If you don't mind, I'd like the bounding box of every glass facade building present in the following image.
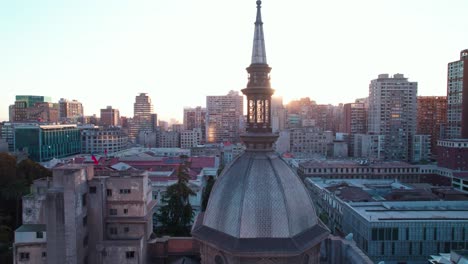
[14,125,81,162]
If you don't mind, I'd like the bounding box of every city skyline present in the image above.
[1,0,468,122]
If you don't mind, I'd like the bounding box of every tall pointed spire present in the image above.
[251,0,267,65]
[241,0,277,151]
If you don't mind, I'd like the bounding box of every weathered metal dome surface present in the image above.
[202,151,318,238]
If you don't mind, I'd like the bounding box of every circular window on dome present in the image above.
[303,254,310,264]
[214,255,224,264]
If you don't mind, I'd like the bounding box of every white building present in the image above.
[368,74,417,161]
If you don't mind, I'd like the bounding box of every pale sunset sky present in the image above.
[1,0,467,122]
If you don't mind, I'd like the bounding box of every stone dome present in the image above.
[204,151,317,238]
[192,151,329,256]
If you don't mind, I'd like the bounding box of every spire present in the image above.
[251,0,267,65]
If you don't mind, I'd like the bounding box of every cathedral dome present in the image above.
[192,151,329,256]
[203,151,318,238]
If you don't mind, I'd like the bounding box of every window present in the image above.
[110,209,117,216]
[126,251,135,259]
[83,235,88,247]
[123,209,128,215]
[89,186,97,193]
[36,231,43,239]
[82,194,87,207]
[110,227,117,235]
[42,252,46,258]
[124,227,129,233]
[106,189,112,197]
[119,189,131,194]
[83,216,88,227]
[20,252,30,261]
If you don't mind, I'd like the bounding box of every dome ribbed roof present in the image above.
[202,151,318,238]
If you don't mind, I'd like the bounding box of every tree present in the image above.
[201,176,215,212]
[156,157,195,236]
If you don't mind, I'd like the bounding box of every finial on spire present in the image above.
[251,0,267,64]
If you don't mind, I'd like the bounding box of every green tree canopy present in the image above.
[156,157,195,236]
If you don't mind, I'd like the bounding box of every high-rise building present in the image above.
[129,93,155,141]
[417,96,447,157]
[368,74,417,161]
[343,102,367,156]
[183,106,206,143]
[58,98,83,123]
[100,106,120,127]
[206,90,243,143]
[12,95,53,122]
[447,49,468,139]
[26,102,59,123]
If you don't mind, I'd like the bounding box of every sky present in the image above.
[1,0,468,123]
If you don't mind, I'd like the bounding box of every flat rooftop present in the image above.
[349,201,468,222]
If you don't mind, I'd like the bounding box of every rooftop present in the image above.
[16,224,46,233]
[350,201,468,222]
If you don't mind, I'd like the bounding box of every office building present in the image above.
[81,126,128,155]
[14,125,81,162]
[129,93,155,141]
[417,96,447,157]
[343,102,367,156]
[368,74,417,161]
[58,98,83,123]
[206,90,243,143]
[306,178,468,263]
[447,49,468,139]
[289,127,334,158]
[183,107,206,143]
[12,96,56,122]
[180,128,202,149]
[411,134,431,163]
[100,106,120,127]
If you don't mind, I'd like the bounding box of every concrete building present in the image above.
[289,127,334,158]
[129,93,155,142]
[1,122,16,151]
[159,131,180,148]
[180,128,203,149]
[206,90,243,144]
[100,106,120,127]
[14,165,156,264]
[437,139,468,171]
[14,124,81,162]
[368,74,417,161]
[353,133,385,160]
[271,96,286,133]
[183,107,206,143]
[306,178,468,263]
[58,98,83,123]
[13,96,52,122]
[81,126,129,155]
[411,134,431,163]
[298,160,423,183]
[26,102,59,123]
[446,49,468,139]
[417,96,447,157]
[343,102,367,157]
